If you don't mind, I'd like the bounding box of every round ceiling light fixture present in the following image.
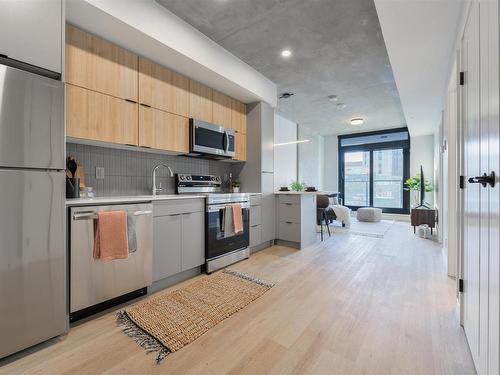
[280,49,292,58]
[350,118,364,126]
[328,94,338,101]
[337,102,346,110]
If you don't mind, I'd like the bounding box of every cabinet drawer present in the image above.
[278,203,300,223]
[250,224,262,247]
[278,222,300,243]
[278,194,300,205]
[250,205,261,226]
[154,199,204,217]
[250,194,262,206]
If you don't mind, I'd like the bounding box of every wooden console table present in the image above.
[410,208,436,234]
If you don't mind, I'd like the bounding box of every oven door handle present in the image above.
[208,203,250,212]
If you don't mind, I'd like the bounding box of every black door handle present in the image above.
[468,171,496,187]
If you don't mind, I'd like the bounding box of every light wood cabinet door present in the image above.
[138,57,189,117]
[234,132,247,161]
[65,24,138,101]
[189,80,213,123]
[66,84,138,145]
[212,90,232,128]
[139,106,189,153]
[231,99,247,134]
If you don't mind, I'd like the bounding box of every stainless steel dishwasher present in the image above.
[69,203,153,321]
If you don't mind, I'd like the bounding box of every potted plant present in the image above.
[231,180,240,193]
[290,181,306,192]
[404,173,433,207]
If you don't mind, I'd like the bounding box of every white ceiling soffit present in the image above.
[66,0,277,107]
[374,0,466,136]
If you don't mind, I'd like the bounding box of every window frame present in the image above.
[338,128,410,214]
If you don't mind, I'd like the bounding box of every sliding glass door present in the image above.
[373,148,404,209]
[339,129,410,214]
[344,151,370,206]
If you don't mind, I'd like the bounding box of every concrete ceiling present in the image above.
[375,0,466,136]
[157,0,406,136]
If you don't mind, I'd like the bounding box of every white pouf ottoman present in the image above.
[356,207,382,222]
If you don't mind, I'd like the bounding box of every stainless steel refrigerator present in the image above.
[0,64,66,358]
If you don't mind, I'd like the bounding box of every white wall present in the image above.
[298,126,324,190]
[66,0,277,106]
[322,135,339,192]
[410,134,435,206]
[274,113,297,189]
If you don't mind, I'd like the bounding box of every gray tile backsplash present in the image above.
[67,143,235,196]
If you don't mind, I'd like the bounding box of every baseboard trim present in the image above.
[148,268,201,294]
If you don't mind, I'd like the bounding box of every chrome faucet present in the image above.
[152,164,174,195]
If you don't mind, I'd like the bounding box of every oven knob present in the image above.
[179,175,185,180]
[186,175,191,180]
[211,176,216,181]
[215,176,221,182]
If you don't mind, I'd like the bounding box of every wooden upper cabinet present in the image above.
[234,132,247,161]
[231,99,247,134]
[139,57,189,117]
[66,84,138,146]
[189,80,213,123]
[65,24,138,101]
[139,106,189,153]
[212,90,232,128]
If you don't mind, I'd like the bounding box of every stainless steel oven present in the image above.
[205,194,250,273]
[175,173,250,273]
[190,118,235,158]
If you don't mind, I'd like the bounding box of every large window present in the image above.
[339,128,410,214]
[344,151,370,206]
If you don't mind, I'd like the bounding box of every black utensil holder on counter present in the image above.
[66,177,80,199]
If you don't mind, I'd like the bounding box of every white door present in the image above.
[480,1,500,374]
[461,1,500,374]
[462,3,482,370]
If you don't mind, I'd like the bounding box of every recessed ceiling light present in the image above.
[337,103,346,110]
[328,94,338,101]
[350,118,364,126]
[281,49,292,58]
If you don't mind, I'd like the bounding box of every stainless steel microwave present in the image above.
[190,118,235,158]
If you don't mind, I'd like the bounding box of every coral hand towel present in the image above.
[232,203,243,234]
[93,211,129,261]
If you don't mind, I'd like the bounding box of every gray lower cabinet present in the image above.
[153,199,205,282]
[153,214,182,282]
[181,211,204,271]
[261,173,275,243]
[276,194,317,249]
[250,224,262,247]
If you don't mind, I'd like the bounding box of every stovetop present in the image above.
[175,173,249,204]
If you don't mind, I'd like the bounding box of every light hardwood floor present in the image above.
[0,222,476,375]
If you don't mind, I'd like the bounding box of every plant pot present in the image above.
[232,187,240,193]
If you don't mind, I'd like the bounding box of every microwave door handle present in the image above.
[224,131,229,153]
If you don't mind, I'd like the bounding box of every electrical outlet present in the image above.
[95,167,105,179]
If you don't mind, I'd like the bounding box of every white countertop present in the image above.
[274,191,323,195]
[66,194,207,206]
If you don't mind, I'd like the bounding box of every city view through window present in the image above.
[344,148,404,209]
